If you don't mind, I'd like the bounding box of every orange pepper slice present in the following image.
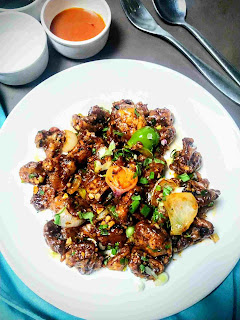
[105,165,138,196]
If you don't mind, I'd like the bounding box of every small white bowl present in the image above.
[0,0,46,21]
[41,0,111,60]
[0,12,49,86]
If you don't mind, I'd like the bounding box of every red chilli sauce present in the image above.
[50,7,105,41]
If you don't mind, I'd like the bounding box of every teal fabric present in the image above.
[0,104,6,127]
[0,110,239,320]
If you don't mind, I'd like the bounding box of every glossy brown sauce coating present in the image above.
[20,100,220,279]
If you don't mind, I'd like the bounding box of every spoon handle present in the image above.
[160,31,240,104]
[183,22,240,86]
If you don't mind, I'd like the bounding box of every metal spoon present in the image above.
[120,0,240,105]
[152,0,240,86]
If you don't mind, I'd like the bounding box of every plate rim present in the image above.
[0,59,240,319]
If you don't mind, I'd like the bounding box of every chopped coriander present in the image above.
[201,190,208,196]
[54,214,61,226]
[152,208,165,223]
[184,233,192,238]
[143,158,152,167]
[92,148,96,154]
[147,245,159,253]
[208,202,214,207]
[139,264,145,273]
[140,177,148,185]
[100,141,116,158]
[136,163,142,176]
[129,200,140,214]
[178,173,191,182]
[163,186,173,197]
[28,173,36,179]
[126,226,135,238]
[111,248,117,255]
[120,258,128,265]
[39,190,45,196]
[102,127,108,132]
[133,172,137,178]
[78,211,94,224]
[100,229,109,236]
[132,195,141,201]
[71,251,76,256]
[134,108,140,117]
[150,118,156,126]
[155,185,161,191]
[113,131,124,137]
[154,158,165,165]
[147,133,153,140]
[141,256,148,262]
[149,172,155,180]
[109,206,118,219]
[165,244,171,249]
[140,205,151,217]
[99,224,108,229]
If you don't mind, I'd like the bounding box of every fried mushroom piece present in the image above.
[96,224,127,248]
[110,99,147,141]
[133,221,172,257]
[35,127,65,158]
[67,139,92,164]
[147,108,174,127]
[43,155,77,191]
[129,247,165,280]
[115,186,142,225]
[184,178,220,208]
[65,241,103,274]
[106,245,131,271]
[72,106,110,133]
[31,184,55,211]
[19,161,46,185]
[83,171,110,203]
[171,217,214,253]
[43,220,66,255]
[158,126,176,152]
[170,138,202,174]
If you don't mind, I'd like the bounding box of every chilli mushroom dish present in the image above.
[19,99,220,282]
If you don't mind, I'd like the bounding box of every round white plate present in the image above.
[0,59,239,320]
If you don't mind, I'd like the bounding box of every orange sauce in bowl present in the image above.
[50,8,106,41]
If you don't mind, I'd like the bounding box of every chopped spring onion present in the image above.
[140,177,148,185]
[155,185,161,191]
[155,272,169,286]
[140,205,151,218]
[134,108,140,117]
[28,173,36,179]
[39,190,45,196]
[54,214,61,226]
[129,200,140,214]
[114,131,124,137]
[141,256,148,262]
[143,158,152,167]
[149,172,155,180]
[126,226,135,238]
[178,173,191,182]
[145,266,157,279]
[99,141,116,159]
[132,195,141,201]
[139,264,145,273]
[154,158,165,165]
[120,258,128,265]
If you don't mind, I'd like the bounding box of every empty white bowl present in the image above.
[41,0,111,59]
[0,0,46,21]
[0,12,49,86]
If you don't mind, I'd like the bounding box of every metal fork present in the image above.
[120,0,240,105]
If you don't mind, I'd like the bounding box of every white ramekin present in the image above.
[41,0,111,60]
[0,12,49,86]
[0,0,46,20]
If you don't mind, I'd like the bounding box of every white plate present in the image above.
[0,59,239,320]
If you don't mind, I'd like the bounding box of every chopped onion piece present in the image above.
[145,266,158,279]
[62,130,78,152]
[56,208,84,228]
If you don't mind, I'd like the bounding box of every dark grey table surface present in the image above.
[0,0,240,127]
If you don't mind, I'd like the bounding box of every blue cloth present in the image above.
[0,110,239,320]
